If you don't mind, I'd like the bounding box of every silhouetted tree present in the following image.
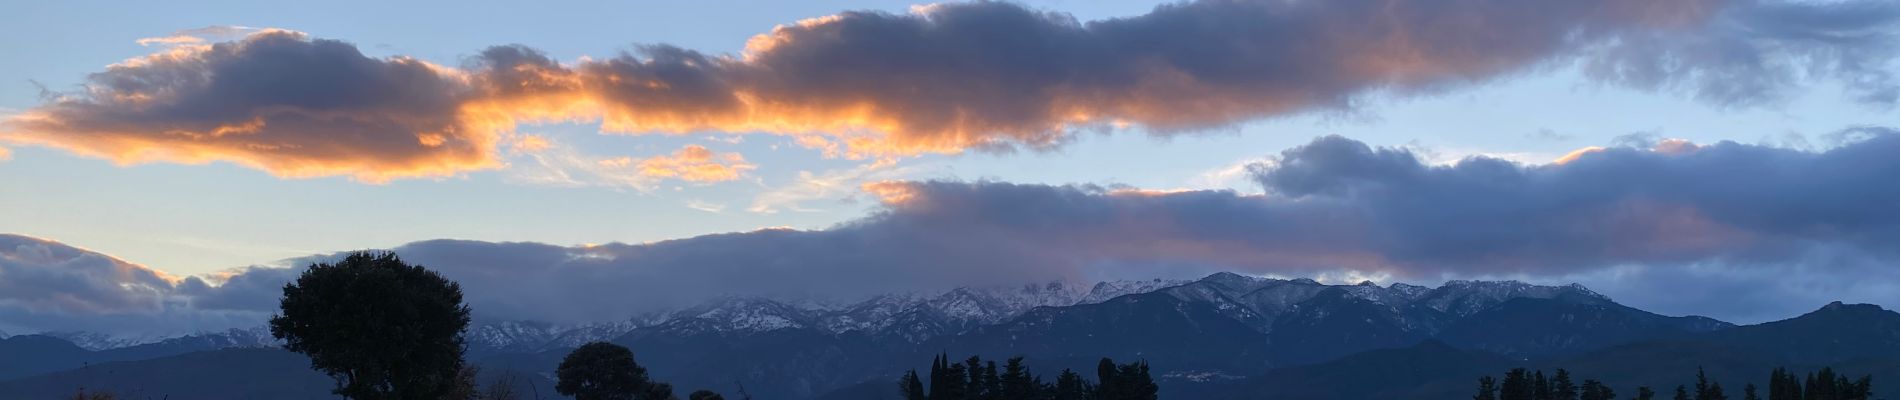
[68,389,116,400]
[1503,368,1534,400]
[1743,384,1758,400]
[1676,385,1691,400]
[1095,358,1157,400]
[1554,369,1578,400]
[1579,379,1614,400]
[270,251,472,400]
[688,390,726,400]
[556,342,669,400]
[1052,369,1092,400]
[1635,386,1655,400]
[899,369,926,400]
[1536,370,1554,400]
[1475,376,1498,400]
[1000,357,1042,400]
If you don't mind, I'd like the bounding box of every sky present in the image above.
[1,0,1898,334]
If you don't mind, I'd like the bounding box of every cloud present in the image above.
[748,158,911,214]
[11,128,1900,330]
[0,234,264,334]
[136,25,265,47]
[8,0,1897,179]
[630,144,754,183]
[3,31,498,183]
[0,145,10,161]
[508,141,752,190]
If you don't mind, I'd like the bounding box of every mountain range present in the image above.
[1,272,1892,399]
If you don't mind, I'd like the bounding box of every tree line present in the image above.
[897,354,1158,400]
[267,251,737,400]
[1473,366,1874,400]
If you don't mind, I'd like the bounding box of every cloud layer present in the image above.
[10,129,1900,331]
[5,0,1895,180]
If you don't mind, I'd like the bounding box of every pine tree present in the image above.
[1767,368,1798,400]
[1676,385,1691,400]
[981,360,1001,400]
[1580,379,1604,400]
[899,370,926,400]
[1803,372,1820,400]
[1052,369,1091,400]
[1635,386,1655,400]
[1502,368,1533,400]
[1475,376,1498,400]
[1708,382,1728,400]
[999,357,1039,400]
[1742,384,1758,400]
[1697,368,1712,400]
[1536,370,1554,400]
[1575,379,1616,400]
[1554,369,1578,400]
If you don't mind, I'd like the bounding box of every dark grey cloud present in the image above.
[9,129,1900,330]
[0,234,265,334]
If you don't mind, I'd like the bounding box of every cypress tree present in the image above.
[1803,372,1819,400]
[900,370,926,400]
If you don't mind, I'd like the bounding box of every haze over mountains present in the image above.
[3,270,1891,399]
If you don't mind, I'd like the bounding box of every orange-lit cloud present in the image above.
[633,144,755,183]
[8,0,1892,181]
[2,31,497,183]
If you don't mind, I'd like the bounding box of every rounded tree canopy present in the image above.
[558,341,668,400]
[269,251,472,399]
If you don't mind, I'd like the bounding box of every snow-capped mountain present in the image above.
[20,274,1651,356]
[43,331,175,351]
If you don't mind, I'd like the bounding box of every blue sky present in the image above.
[4,0,1885,276]
[2,0,1898,331]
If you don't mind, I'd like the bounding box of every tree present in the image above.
[556,342,670,400]
[1580,379,1614,400]
[1696,368,1728,400]
[1554,369,1578,400]
[1000,357,1042,400]
[1536,370,1553,400]
[1475,376,1498,400]
[1503,368,1534,400]
[1635,386,1655,400]
[1052,369,1092,400]
[481,370,527,400]
[1742,384,1758,400]
[688,390,726,400]
[1676,385,1691,400]
[1095,358,1157,400]
[270,251,472,400]
[899,369,926,400]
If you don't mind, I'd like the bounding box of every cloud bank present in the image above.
[5,0,1896,180]
[10,129,1900,332]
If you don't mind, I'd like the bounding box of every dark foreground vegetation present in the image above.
[31,252,1891,399]
[896,354,1158,400]
[1471,367,1874,400]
